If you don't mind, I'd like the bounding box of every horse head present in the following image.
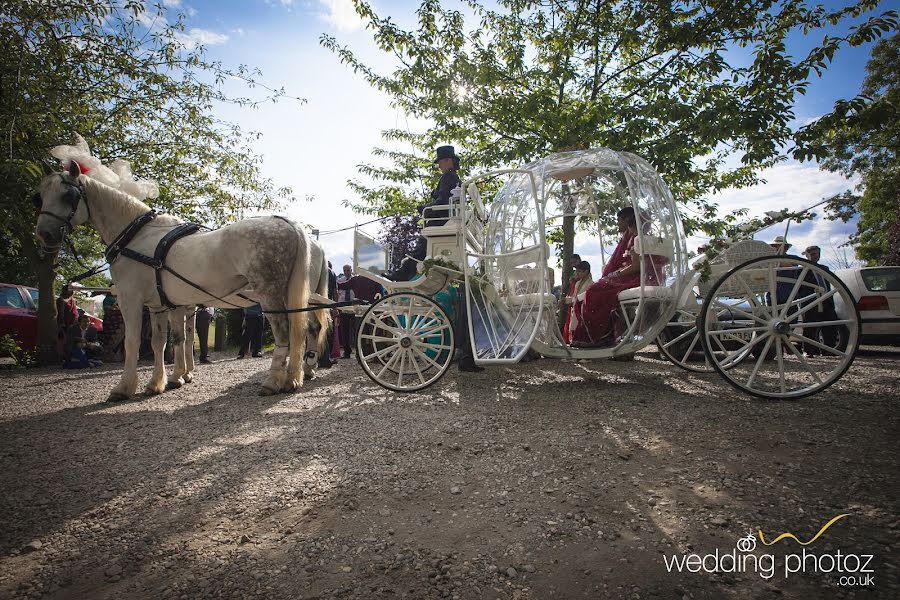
[34,160,91,250]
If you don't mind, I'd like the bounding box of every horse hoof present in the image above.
[106,393,129,403]
[183,373,194,384]
[145,386,164,396]
[281,379,301,392]
[166,379,184,390]
[258,384,279,397]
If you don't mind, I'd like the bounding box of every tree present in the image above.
[0,0,300,364]
[323,0,896,243]
[794,33,900,265]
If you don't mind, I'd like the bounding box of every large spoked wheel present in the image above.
[356,292,456,392]
[657,305,713,372]
[699,256,861,399]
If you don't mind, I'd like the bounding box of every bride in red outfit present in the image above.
[571,207,662,346]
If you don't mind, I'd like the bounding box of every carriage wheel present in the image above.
[356,292,455,392]
[656,306,714,372]
[699,256,860,399]
[657,299,756,373]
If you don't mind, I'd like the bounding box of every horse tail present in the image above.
[287,225,312,383]
[311,248,331,356]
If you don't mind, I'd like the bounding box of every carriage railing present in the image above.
[696,240,776,297]
[419,182,488,252]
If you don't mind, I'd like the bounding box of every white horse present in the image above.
[35,161,330,401]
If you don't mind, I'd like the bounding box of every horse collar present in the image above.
[105,210,158,263]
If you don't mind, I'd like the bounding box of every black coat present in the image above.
[801,263,836,315]
[419,168,460,228]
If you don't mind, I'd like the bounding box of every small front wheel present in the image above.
[356,292,455,392]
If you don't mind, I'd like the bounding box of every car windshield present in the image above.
[0,287,27,309]
[862,268,900,292]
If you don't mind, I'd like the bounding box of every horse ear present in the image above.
[68,160,82,178]
[41,161,54,176]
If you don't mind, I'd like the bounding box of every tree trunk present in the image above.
[22,233,60,366]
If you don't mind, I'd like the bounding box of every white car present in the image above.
[833,266,900,346]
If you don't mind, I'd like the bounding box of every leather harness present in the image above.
[116,222,202,309]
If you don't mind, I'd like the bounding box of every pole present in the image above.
[557,184,575,330]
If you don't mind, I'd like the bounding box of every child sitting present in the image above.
[63,339,103,369]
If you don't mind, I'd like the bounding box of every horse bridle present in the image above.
[33,174,90,245]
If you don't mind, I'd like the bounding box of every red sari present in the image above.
[571,232,640,345]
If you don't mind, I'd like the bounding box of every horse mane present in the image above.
[80,175,181,227]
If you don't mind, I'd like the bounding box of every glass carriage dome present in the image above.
[463,148,690,362]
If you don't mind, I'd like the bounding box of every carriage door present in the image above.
[461,169,549,364]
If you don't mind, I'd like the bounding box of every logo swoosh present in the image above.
[758,513,849,546]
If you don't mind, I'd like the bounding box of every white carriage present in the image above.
[353,149,861,399]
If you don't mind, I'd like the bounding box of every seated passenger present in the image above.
[561,260,593,344]
[570,207,663,347]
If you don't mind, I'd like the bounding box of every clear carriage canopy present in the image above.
[464,148,691,362]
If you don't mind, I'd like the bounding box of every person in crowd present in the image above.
[769,235,793,255]
[562,261,594,344]
[337,264,356,359]
[66,313,102,361]
[337,271,385,304]
[195,305,214,364]
[571,207,662,347]
[800,245,838,355]
[238,304,264,359]
[63,338,103,369]
[318,262,338,368]
[56,284,78,358]
[769,235,801,317]
[100,291,125,362]
[384,145,461,281]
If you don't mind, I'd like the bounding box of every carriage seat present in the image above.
[506,292,558,308]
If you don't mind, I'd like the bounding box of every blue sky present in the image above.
[155,0,885,270]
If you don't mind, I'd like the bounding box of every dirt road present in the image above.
[1,347,897,599]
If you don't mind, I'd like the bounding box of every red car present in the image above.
[0,283,103,351]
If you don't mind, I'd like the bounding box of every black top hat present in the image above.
[434,145,458,163]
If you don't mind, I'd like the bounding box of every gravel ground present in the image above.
[0,346,897,600]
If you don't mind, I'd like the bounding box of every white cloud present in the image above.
[318,0,367,32]
[162,0,181,7]
[176,28,229,49]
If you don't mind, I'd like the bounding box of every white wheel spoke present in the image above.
[775,337,785,394]
[360,334,400,344]
[785,288,840,322]
[664,326,698,349]
[784,339,823,385]
[364,342,399,362]
[711,298,769,326]
[415,323,451,338]
[377,347,403,378]
[408,349,427,385]
[746,335,774,389]
[370,312,401,335]
[779,266,809,319]
[411,346,444,371]
[396,350,407,387]
[789,330,848,357]
[417,341,454,352]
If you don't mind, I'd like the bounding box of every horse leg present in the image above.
[166,308,189,389]
[145,311,170,395]
[107,298,143,402]
[182,308,195,383]
[261,312,290,395]
[302,318,322,381]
